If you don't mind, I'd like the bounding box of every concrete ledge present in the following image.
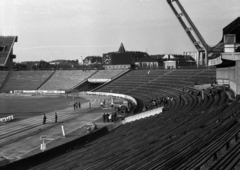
[122,107,163,124]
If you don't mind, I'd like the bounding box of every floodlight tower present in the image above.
[166,0,222,66]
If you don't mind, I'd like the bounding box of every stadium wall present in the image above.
[217,66,236,95]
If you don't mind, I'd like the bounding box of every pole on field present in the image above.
[41,140,46,152]
[61,125,65,137]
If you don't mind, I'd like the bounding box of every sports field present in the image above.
[0,95,88,120]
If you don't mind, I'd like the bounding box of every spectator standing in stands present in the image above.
[43,114,47,124]
[55,112,58,123]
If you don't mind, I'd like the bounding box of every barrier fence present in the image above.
[12,90,65,94]
[0,115,14,123]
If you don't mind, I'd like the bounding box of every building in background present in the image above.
[103,43,156,70]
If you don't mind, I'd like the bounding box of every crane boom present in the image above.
[174,0,210,50]
[166,0,211,65]
[167,1,204,52]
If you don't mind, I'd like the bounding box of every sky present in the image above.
[0,0,239,62]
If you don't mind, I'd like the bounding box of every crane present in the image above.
[166,0,223,66]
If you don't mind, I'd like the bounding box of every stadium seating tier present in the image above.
[1,71,54,92]
[39,70,96,90]
[29,89,240,170]
[89,70,125,80]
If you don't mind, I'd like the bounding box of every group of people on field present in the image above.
[103,112,117,123]
[73,101,81,110]
[73,101,91,110]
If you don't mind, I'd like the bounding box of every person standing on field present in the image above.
[55,112,58,123]
[43,114,47,124]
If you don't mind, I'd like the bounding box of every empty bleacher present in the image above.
[1,71,54,92]
[39,70,96,90]
[88,70,125,80]
[97,70,171,93]
[96,68,216,106]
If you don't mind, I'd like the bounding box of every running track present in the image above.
[0,97,108,148]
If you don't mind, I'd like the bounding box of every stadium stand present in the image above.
[88,70,125,81]
[28,83,240,170]
[1,71,54,92]
[39,70,96,90]
[4,68,240,170]
[97,70,171,93]
[96,68,216,107]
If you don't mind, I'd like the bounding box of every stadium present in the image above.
[1,0,240,169]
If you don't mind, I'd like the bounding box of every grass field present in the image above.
[0,95,88,120]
